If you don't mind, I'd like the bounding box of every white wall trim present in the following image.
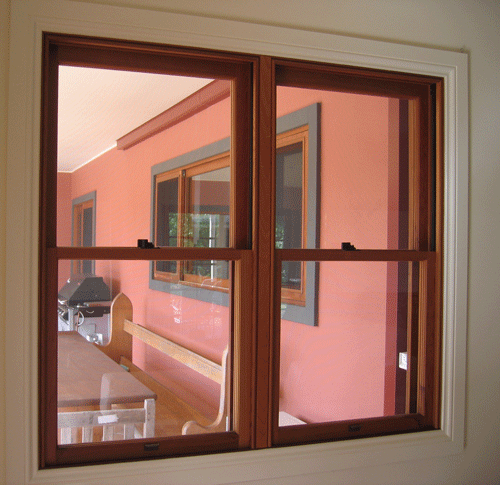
[6,0,468,483]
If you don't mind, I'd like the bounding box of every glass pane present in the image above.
[281,261,302,291]
[279,260,416,427]
[57,259,231,444]
[72,196,95,275]
[56,67,231,248]
[276,86,411,250]
[186,166,230,249]
[82,207,93,247]
[156,177,179,248]
[155,177,179,274]
[276,142,303,251]
[184,260,229,285]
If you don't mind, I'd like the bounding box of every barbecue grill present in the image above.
[58,275,111,344]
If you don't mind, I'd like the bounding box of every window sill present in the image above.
[31,429,462,484]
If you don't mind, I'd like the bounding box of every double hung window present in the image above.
[39,33,443,468]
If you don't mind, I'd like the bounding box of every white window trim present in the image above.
[5,0,468,483]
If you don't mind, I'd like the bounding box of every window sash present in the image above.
[44,246,253,466]
[272,249,439,447]
[252,58,442,449]
[40,34,255,467]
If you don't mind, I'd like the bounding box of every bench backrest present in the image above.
[99,292,229,434]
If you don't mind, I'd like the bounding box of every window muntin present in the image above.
[40,34,442,468]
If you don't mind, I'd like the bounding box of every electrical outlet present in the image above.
[399,352,408,370]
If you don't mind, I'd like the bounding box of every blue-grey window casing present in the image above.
[150,103,320,325]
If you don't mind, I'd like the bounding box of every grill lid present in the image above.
[58,275,111,305]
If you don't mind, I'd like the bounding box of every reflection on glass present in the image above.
[279,261,415,426]
[187,166,230,247]
[57,260,231,444]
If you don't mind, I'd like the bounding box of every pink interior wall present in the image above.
[57,87,399,421]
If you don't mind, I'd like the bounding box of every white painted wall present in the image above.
[1,0,499,483]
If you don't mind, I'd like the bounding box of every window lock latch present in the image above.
[341,242,357,251]
[138,239,156,249]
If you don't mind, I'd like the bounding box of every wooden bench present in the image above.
[98,292,229,435]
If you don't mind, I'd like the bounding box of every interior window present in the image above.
[153,155,231,289]
[40,33,442,468]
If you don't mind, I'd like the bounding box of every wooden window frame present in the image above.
[153,153,231,291]
[38,33,443,468]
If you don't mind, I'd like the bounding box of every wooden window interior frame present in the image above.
[153,152,231,291]
[39,33,443,468]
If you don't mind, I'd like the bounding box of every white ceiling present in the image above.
[57,66,213,172]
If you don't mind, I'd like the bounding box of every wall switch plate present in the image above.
[399,352,408,370]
